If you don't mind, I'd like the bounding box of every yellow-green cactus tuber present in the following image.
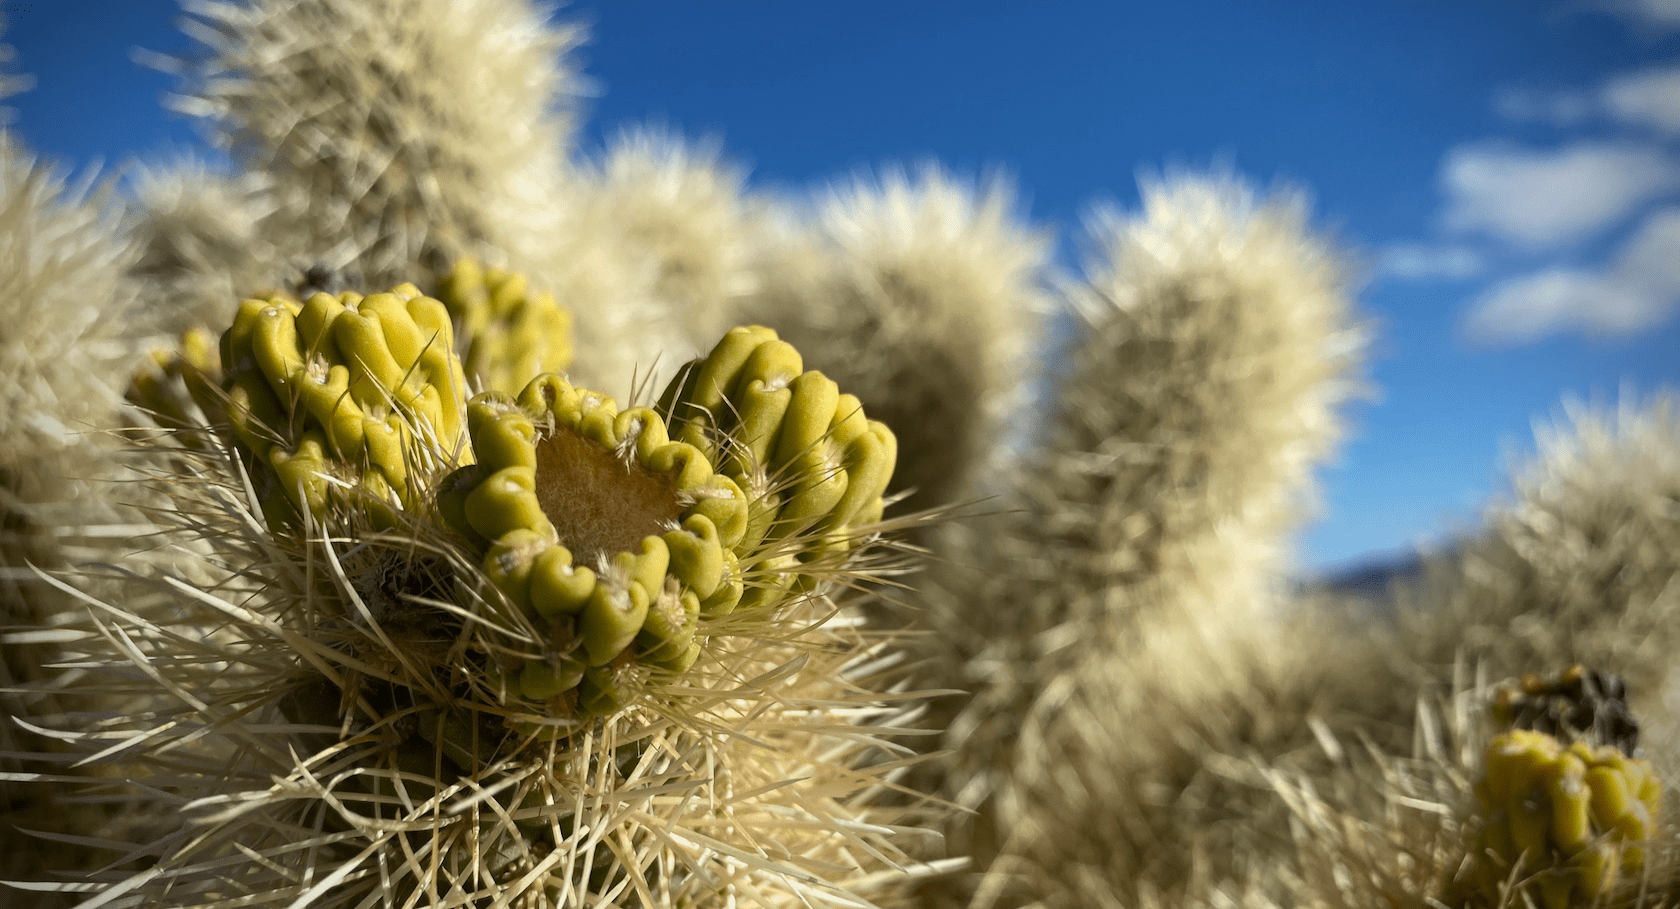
[437,324,896,717]
[1467,727,1661,909]
[657,325,898,589]
[435,257,573,395]
[220,282,469,527]
[126,324,224,444]
[439,373,747,715]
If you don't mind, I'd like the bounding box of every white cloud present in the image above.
[1375,243,1486,280]
[1441,140,1680,249]
[1492,86,1596,126]
[1613,206,1680,295]
[1493,63,1680,135]
[1602,0,1680,30]
[1462,205,1680,344]
[1603,64,1680,134]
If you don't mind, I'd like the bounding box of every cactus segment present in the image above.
[657,326,898,594]
[220,285,469,526]
[1468,727,1661,907]
[436,258,574,396]
[439,373,752,716]
[127,325,226,445]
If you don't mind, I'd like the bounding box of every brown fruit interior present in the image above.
[534,428,683,567]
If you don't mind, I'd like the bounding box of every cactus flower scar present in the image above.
[439,324,897,718]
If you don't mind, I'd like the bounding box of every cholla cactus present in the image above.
[745,167,1052,514]
[145,0,582,307]
[548,128,764,396]
[10,3,1680,908]
[0,132,153,909]
[909,172,1368,908]
[1390,393,1680,769]
[436,257,573,395]
[12,296,923,907]
[1466,727,1661,909]
[126,159,283,332]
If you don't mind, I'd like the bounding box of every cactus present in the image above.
[126,159,286,334]
[435,325,895,717]
[0,128,152,909]
[1466,728,1661,909]
[151,0,583,306]
[744,167,1051,515]
[7,255,919,907]
[219,284,470,526]
[436,257,574,395]
[907,172,1369,909]
[554,128,762,397]
[9,4,1680,909]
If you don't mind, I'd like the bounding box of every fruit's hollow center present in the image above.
[534,429,683,566]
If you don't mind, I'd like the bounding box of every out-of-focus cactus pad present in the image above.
[655,325,897,592]
[220,283,469,527]
[439,373,749,718]
[127,325,224,445]
[436,258,573,396]
[1493,664,1639,754]
[1467,728,1661,909]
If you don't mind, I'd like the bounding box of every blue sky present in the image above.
[4,0,1678,576]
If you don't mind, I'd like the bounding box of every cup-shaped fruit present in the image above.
[439,375,750,716]
[220,284,469,525]
[127,325,225,445]
[1471,728,1662,906]
[656,326,897,590]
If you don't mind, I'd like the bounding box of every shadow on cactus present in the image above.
[16,277,929,908]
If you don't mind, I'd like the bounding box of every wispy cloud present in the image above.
[1495,62,1680,135]
[1374,243,1485,280]
[1463,206,1680,345]
[1440,140,1680,249]
[1604,64,1680,134]
[1492,87,1595,127]
[1602,0,1680,31]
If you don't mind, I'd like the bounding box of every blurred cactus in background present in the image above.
[4,2,1680,909]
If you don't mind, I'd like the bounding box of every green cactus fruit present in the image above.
[126,325,225,446]
[656,325,898,589]
[219,284,469,527]
[438,374,751,717]
[436,257,574,396]
[1493,664,1640,754]
[1470,728,1661,908]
